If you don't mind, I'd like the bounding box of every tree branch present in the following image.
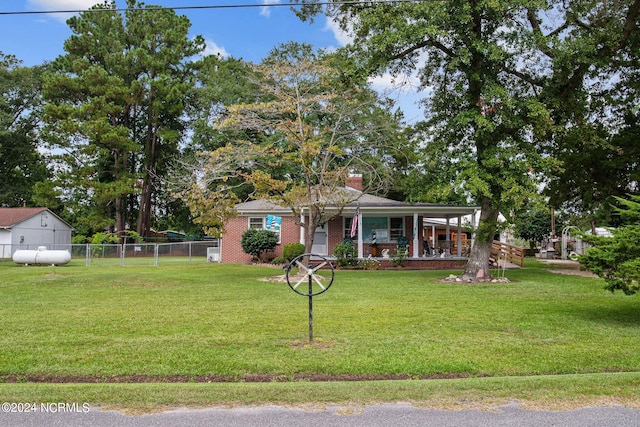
[619,0,640,50]
[390,38,458,62]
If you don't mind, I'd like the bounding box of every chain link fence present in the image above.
[1,241,220,267]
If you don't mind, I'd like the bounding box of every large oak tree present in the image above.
[297,0,640,279]
[0,54,49,208]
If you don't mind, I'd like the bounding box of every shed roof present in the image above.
[0,207,48,228]
[0,208,73,230]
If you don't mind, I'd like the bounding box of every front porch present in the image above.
[326,239,525,271]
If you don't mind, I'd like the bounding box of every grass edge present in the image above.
[1,372,639,415]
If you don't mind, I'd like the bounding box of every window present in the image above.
[363,217,387,242]
[390,217,404,241]
[248,216,281,243]
[248,217,264,229]
[352,216,405,243]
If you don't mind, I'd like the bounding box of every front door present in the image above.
[311,224,328,256]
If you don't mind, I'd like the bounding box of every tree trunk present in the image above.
[115,149,126,242]
[304,206,318,253]
[304,223,314,255]
[136,121,158,237]
[301,208,318,268]
[461,197,500,281]
[115,195,124,242]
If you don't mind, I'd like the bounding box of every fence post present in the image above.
[154,244,159,267]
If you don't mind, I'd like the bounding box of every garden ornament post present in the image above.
[285,254,335,343]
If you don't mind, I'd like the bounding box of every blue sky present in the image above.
[0,0,425,122]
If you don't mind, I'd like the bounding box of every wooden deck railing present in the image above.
[491,241,525,267]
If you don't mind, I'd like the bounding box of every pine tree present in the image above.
[579,195,640,295]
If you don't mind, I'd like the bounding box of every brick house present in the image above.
[220,176,479,266]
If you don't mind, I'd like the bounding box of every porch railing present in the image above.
[434,240,471,257]
[491,241,525,267]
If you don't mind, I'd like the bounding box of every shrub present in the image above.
[359,257,380,270]
[122,230,143,243]
[72,235,87,244]
[90,232,119,244]
[241,228,279,262]
[271,256,287,265]
[391,249,407,268]
[282,243,305,261]
[334,241,357,267]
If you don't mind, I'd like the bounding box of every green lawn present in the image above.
[1,258,639,411]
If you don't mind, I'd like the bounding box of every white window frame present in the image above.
[248,217,264,229]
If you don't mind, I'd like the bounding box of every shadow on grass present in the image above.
[565,302,640,326]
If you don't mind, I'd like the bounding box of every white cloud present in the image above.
[27,0,103,11]
[27,0,104,22]
[369,72,421,93]
[322,17,426,122]
[370,72,427,123]
[323,16,352,47]
[201,38,229,59]
[260,0,281,18]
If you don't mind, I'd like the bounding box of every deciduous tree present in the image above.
[0,54,49,207]
[296,0,640,280]
[513,209,552,250]
[180,43,403,252]
[297,1,553,279]
[542,0,640,229]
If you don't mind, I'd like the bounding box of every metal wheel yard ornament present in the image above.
[285,253,335,344]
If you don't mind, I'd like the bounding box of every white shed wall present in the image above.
[0,230,10,258]
[10,211,72,247]
[0,230,10,245]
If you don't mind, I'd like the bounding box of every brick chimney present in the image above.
[345,174,363,191]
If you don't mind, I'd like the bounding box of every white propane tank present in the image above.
[12,246,72,266]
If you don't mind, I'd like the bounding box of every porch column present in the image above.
[300,211,305,245]
[431,225,436,250]
[445,217,451,256]
[457,215,462,257]
[357,210,364,258]
[412,213,419,258]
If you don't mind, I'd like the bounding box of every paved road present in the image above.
[2,402,640,427]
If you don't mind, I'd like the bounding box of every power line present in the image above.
[0,1,429,16]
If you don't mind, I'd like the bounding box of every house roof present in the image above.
[0,207,48,228]
[0,208,73,230]
[235,187,480,218]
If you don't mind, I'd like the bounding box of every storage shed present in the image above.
[0,208,73,259]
